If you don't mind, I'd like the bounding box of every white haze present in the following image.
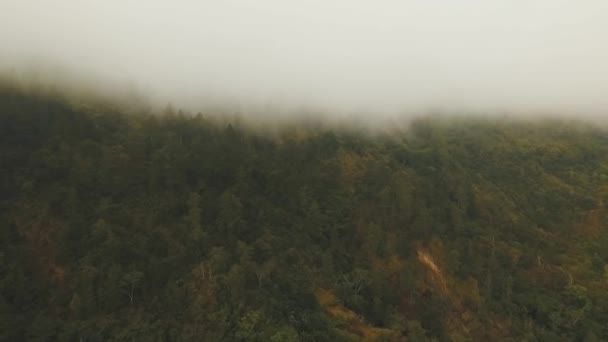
[1,0,607,118]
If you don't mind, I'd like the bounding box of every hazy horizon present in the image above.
[2,1,607,118]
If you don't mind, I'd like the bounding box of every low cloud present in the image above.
[1,1,607,118]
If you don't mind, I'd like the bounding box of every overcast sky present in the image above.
[1,0,607,116]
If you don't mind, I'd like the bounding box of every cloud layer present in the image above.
[2,1,607,116]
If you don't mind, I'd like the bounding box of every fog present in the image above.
[1,1,608,117]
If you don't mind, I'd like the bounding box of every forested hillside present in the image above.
[2,86,608,341]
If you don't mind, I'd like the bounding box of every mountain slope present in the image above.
[2,88,608,341]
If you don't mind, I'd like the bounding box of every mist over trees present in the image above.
[3,1,608,115]
[2,1,608,340]
[2,85,608,341]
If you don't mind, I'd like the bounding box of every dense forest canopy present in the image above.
[2,85,608,341]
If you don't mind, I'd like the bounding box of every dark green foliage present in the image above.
[2,87,608,341]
